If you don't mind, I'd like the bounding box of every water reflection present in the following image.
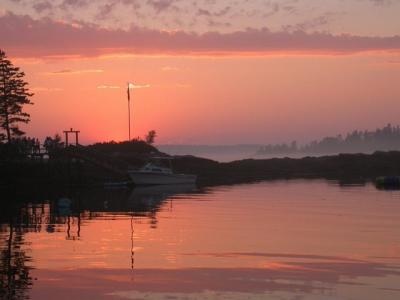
[0,184,198,299]
[1,180,400,300]
[0,220,33,300]
[1,183,198,227]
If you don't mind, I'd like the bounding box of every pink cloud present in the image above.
[1,12,400,58]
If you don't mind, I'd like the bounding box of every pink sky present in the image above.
[1,0,400,144]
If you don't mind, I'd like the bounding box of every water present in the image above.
[1,181,400,299]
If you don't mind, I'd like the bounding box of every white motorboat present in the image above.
[128,159,197,185]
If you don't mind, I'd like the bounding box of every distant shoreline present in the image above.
[172,151,400,186]
[2,151,400,188]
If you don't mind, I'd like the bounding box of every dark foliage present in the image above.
[0,221,33,300]
[0,137,40,160]
[145,130,157,144]
[0,50,33,143]
[43,134,64,158]
[172,151,400,186]
[87,140,159,155]
[3,150,400,187]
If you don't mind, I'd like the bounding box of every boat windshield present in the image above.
[141,163,172,174]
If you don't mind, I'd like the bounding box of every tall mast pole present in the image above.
[127,83,131,141]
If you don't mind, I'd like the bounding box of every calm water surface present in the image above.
[1,180,400,299]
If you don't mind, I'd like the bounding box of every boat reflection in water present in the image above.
[2,180,400,300]
[76,183,198,216]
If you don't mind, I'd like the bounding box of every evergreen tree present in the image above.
[145,130,157,144]
[0,50,33,143]
[44,134,64,158]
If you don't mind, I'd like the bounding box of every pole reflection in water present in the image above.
[1,181,400,300]
[0,183,198,299]
[130,214,134,271]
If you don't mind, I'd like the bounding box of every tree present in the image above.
[145,130,157,144]
[0,50,33,143]
[44,134,64,157]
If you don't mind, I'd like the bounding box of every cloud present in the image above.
[368,0,392,6]
[31,87,63,92]
[282,12,340,32]
[32,1,53,13]
[146,0,175,13]
[161,66,180,71]
[96,2,118,19]
[60,0,89,9]
[45,69,104,75]
[196,6,231,17]
[98,83,151,90]
[128,83,151,89]
[1,12,400,58]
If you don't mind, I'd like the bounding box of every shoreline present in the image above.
[2,151,400,188]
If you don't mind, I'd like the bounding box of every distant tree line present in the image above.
[257,124,400,156]
[88,139,158,155]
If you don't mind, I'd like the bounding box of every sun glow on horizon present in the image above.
[1,0,399,145]
[16,50,400,145]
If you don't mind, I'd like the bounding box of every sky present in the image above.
[1,0,400,145]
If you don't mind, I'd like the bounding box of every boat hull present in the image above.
[128,171,197,185]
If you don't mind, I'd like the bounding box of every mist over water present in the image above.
[158,124,400,162]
